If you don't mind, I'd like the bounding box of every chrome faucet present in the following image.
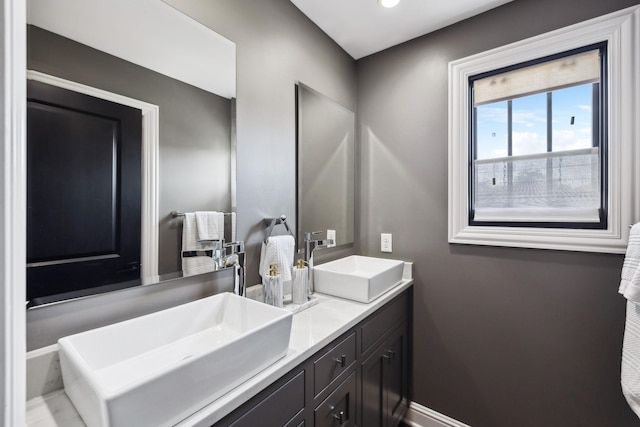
[304,231,334,295]
[223,241,246,296]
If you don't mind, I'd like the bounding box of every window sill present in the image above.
[449,224,627,254]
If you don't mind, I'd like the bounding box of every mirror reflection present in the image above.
[26,0,236,307]
[296,83,355,249]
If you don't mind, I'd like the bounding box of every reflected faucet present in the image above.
[304,231,334,295]
[223,241,246,296]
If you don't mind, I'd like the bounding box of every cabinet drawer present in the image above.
[361,292,407,354]
[314,332,356,396]
[314,371,356,427]
[229,370,305,427]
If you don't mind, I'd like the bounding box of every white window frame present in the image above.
[448,5,640,254]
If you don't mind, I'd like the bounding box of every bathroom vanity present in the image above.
[213,285,412,427]
[26,280,413,427]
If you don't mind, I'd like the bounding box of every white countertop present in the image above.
[26,280,413,427]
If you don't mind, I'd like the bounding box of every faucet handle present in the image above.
[304,231,322,241]
[224,241,245,253]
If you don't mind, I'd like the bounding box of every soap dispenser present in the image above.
[291,258,308,305]
[264,264,283,308]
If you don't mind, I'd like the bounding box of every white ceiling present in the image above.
[290,0,514,59]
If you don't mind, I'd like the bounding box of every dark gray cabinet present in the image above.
[361,324,408,427]
[215,288,411,427]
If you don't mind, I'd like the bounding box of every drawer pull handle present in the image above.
[382,349,396,362]
[332,410,346,423]
[334,354,347,368]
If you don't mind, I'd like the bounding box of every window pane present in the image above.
[476,101,508,160]
[474,149,600,221]
[511,92,547,156]
[552,84,593,152]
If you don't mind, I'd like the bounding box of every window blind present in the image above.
[473,49,600,106]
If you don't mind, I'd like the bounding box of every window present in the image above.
[470,45,606,228]
[448,6,639,253]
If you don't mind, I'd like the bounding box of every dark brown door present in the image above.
[26,79,142,305]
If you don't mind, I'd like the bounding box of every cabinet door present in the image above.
[361,349,384,427]
[360,323,409,427]
[384,326,408,427]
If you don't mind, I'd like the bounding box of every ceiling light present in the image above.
[379,0,400,8]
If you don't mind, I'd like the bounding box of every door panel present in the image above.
[27,80,142,304]
[28,102,119,259]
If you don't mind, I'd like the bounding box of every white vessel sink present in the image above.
[313,255,404,303]
[58,292,293,427]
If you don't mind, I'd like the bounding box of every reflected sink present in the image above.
[313,255,404,303]
[58,293,292,427]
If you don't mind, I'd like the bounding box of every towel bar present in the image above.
[264,215,296,244]
[172,210,233,218]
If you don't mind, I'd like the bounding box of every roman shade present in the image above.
[473,49,600,106]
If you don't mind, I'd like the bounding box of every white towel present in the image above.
[622,301,640,419]
[620,223,640,419]
[182,256,216,277]
[259,235,295,282]
[620,223,640,302]
[195,211,224,242]
[181,212,216,276]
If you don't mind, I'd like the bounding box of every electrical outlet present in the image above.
[327,229,336,247]
[381,233,392,253]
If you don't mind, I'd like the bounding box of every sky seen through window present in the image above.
[475,84,593,160]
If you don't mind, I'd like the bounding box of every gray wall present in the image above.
[27,25,232,277]
[166,0,358,286]
[357,0,640,426]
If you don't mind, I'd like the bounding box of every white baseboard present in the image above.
[404,401,471,427]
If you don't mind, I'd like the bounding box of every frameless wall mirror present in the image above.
[26,0,236,307]
[296,83,355,249]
